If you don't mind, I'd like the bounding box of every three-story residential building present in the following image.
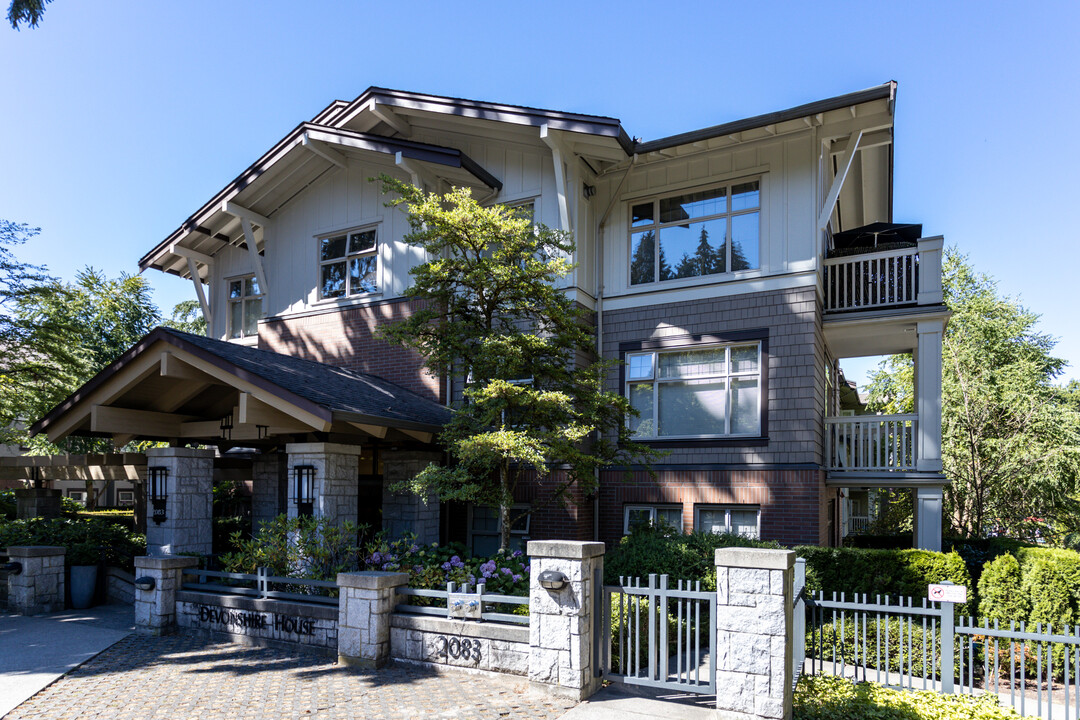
[32,81,950,554]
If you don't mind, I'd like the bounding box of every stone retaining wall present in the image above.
[177,590,339,656]
[106,567,136,605]
[390,614,529,676]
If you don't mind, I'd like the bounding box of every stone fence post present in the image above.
[527,540,604,700]
[134,555,199,635]
[7,546,65,614]
[715,547,795,720]
[337,571,410,668]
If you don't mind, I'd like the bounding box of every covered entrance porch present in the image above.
[27,327,451,556]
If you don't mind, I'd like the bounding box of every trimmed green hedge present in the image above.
[796,546,973,615]
[795,675,1020,719]
[0,516,146,570]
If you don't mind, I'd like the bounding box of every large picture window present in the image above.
[630,179,760,285]
[626,343,761,439]
[227,275,264,339]
[319,227,378,299]
[623,505,683,535]
[469,504,530,556]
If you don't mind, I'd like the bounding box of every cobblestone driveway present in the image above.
[7,634,578,720]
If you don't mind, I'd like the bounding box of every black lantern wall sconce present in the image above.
[149,466,168,525]
[293,465,315,517]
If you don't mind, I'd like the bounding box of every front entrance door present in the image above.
[356,474,383,542]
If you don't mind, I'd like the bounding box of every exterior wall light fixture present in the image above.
[294,465,315,517]
[134,576,156,591]
[538,570,568,591]
[149,467,168,525]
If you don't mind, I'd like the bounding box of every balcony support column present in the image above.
[913,486,944,552]
[915,319,945,473]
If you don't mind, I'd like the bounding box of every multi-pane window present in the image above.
[623,505,683,534]
[626,343,761,438]
[228,275,264,339]
[695,505,760,539]
[319,227,378,299]
[630,180,760,285]
[117,490,135,507]
[469,504,530,556]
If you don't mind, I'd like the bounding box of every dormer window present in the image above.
[630,179,760,285]
[319,227,378,299]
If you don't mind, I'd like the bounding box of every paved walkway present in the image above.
[0,604,134,717]
[5,631,578,720]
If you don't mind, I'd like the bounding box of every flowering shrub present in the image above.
[360,533,529,596]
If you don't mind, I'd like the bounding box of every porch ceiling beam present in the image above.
[398,428,434,443]
[367,100,412,137]
[817,129,863,232]
[239,391,321,430]
[829,129,891,155]
[301,133,348,169]
[349,422,388,438]
[178,420,310,439]
[540,124,572,232]
[90,406,197,438]
[152,381,212,415]
[112,434,135,448]
[45,351,164,443]
[160,352,218,383]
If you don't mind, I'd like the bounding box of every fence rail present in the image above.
[804,586,1080,718]
[825,414,917,471]
[395,581,529,626]
[181,567,338,606]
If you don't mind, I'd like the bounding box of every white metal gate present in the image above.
[597,573,716,694]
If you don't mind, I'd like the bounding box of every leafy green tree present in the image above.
[164,299,208,336]
[375,176,659,550]
[866,249,1080,538]
[7,0,50,29]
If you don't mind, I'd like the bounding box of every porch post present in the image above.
[284,443,362,527]
[251,451,286,532]
[144,447,214,556]
[915,319,945,473]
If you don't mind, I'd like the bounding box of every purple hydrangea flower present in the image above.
[371,552,382,564]
[512,574,522,582]
[523,565,530,573]
[511,550,523,558]
[480,560,497,574]
[501,567,512,576]
[441,562,452,571]
[410,545,419,553]
[482,570,493,579]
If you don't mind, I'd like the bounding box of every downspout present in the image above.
[592,154,638,541]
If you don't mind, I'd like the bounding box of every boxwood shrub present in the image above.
[795,674,1020,719]
[0,516,146,570]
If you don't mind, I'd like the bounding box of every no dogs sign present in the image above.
[928,584,967,603]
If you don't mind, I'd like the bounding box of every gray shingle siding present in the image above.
[602,286,824,466]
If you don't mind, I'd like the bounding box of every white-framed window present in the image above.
[67,490,87,505]
[117,490,135,507]
[626,342,762,439]
[227,275,264,339]
[695,505,761,538]
[623,505,684,534]
[319,226,378,299]
[630,179,760,286]
[469,504,531,556]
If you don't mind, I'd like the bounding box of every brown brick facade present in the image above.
[596,467,834,547]
[258,297,442,403]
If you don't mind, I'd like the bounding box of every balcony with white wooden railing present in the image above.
[823,236,943,313]
[846,515,871,535]
[825,414,917,472]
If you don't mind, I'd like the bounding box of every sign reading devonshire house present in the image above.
[176,590,337,653]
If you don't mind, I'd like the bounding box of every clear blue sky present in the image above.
[1,1,1077,384]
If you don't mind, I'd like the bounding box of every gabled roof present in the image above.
[30,327,452,444]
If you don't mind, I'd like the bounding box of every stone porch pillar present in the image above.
[134,555,200,635]
[527,540,605,700]
[251,451,286,532]
[382,450,441,544]
[337,571,410,668]
[284,443,362,526]
[144,447,214,556]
